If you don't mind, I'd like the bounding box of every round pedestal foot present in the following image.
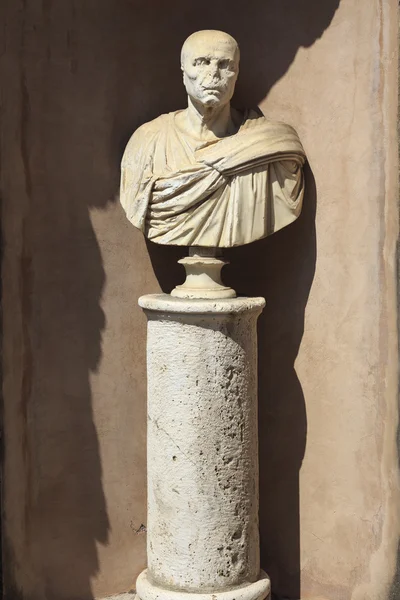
[136,570,271,600]
[171,247,236,299]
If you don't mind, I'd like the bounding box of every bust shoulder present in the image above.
[122,113,176,164]
[132,112,177,138]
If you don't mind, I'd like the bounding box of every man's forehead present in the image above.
[186,38,237,57]
[181,31,239,62]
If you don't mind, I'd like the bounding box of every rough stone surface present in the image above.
[136,569,270,600]
[139,295,265,315]
[140,295,267,594]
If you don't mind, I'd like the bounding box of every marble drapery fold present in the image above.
[120,110,306,247]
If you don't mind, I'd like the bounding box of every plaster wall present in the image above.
[0,1,398,599]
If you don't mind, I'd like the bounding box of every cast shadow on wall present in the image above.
[6,1,337,600]
[128,1,338,599]
[225,166,316,600]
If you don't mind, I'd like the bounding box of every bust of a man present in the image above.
[120,30,305,248]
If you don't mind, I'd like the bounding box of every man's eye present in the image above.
[219,59,230,69]
[193,58,210,66]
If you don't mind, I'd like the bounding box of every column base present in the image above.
[136,570,271,600]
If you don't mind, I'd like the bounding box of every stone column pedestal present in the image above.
[137,294,270,600]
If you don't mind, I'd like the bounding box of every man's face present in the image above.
[182,37,239,108]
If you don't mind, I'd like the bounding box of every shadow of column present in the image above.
[147,147,316,600]
[225,165,317,599]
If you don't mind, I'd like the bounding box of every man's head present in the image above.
[181,30,240,109]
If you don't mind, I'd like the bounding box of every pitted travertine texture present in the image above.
[139,295,265,315]
[140,295,265,593]
[136,569,270,600]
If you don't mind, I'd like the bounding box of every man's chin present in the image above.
[203,100,220,108]
[201,94,224,108]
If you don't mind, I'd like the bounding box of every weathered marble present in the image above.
[120,30,305,249]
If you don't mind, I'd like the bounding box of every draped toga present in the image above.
[120,109,306,247]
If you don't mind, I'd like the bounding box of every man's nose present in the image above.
[205,63,220,79]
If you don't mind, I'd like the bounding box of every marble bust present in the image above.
[120,30,306,248]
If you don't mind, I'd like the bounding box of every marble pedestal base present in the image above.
[137,294,269,600]
[136,570,270,600]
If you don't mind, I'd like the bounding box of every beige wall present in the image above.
[1,1,398,599]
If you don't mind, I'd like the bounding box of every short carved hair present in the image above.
[180,30,240,68]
